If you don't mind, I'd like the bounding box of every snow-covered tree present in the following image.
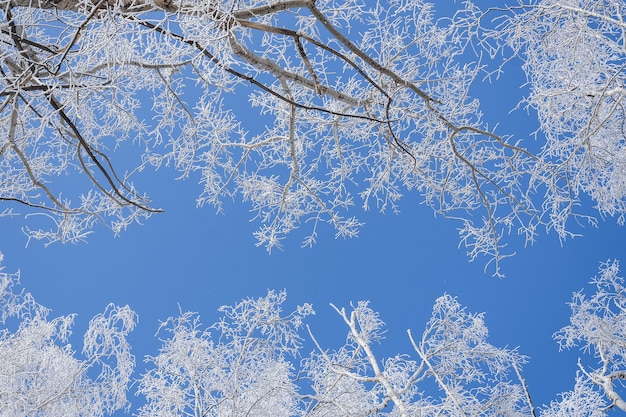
[1,0,624,274]
[0,254,533,416]
[136,291,531,416]
[4,253,626,415]
[136,290,312,416]
[0,253,137,416]
[1,0,511,266]
[499,0,626,238]
[549,260,626,413]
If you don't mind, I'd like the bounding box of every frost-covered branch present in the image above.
[0,256,137,416]
[5,253,626,415]
[0,0,589,275]
[553,260,626,412]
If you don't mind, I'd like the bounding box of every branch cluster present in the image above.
[1,1,626,275]
[1,254,626,415]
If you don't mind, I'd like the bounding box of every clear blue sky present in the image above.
[2,2,626,413]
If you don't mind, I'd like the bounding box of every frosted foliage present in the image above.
[552,260,626,412]
[409,294,531,416]
[136,290,534,416]
[505,1,626,232]
[539,375,608,417]
[4,0,626,274]
[7,252,626,414]
[0,263,137,416]
[0,0,590,276]
[136,290,312,417]
[299,297,532,416]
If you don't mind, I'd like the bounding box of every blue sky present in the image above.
[2,1,626,413]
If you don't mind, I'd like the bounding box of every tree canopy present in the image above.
[1,255,626,415]
[1,0,624,275]
[2,0,626,413]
